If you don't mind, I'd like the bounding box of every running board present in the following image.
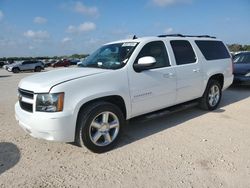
[133,100,199,122]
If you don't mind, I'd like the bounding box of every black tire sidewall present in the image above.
[35,66,41,72]
[13,68,19,73]
[78,102,124,153]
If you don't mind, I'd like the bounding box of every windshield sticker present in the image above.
[122,42,137,47]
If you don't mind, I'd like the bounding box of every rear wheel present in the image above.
[12,68,20,73]
[199,80,222,110]
[34,66,41,72]
[75,102,125,153]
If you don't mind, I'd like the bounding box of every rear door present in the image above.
[169,40,203,104]
[128,40,176,117]
[20,61,30,70]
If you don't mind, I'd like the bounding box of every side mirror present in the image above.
[133,56,156,72]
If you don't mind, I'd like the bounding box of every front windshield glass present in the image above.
[233,53,250,64]
[79,42,138,70]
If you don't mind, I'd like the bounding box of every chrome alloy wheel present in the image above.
[89,111,120,146]
[208,85,220,107]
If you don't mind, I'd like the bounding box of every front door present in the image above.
[128,40,176,117]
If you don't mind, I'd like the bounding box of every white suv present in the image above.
[15,34,233,153]
[6,60,44,73]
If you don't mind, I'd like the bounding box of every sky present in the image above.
[0,0,250,57]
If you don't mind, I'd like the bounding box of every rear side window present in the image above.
[22,61,28,65]
[195,40,230,60]
[170,40,196,65]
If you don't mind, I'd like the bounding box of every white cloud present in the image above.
[33,16,47,24]
[0,10,4,21]
[24,30,50,40]
[152,0,191,7]
[62,37,72,43]
[74,2,98,17]
[29,46,35,50]
[164,27,174,34]
[66,22,96,33]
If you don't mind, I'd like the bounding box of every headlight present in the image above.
[36,93,64,112]
[245,72,250,77]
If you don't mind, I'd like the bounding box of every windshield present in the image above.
[79,42,138,70]
[233,53,250,64]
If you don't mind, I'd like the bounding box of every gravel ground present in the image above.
[0,68,250,188]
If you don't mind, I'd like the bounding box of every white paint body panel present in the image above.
[15,36,234,142]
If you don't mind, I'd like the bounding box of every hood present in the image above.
[19,67,110,93]
[233,63,250,75]
[8,62,21,67]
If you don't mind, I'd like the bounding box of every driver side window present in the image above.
[22,61,28,65]
[135,41,170,69]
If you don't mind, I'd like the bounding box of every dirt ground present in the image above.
[0,68,250,188]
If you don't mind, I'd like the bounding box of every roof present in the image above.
[105,34,219,45]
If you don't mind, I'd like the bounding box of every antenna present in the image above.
[133,35,137,40]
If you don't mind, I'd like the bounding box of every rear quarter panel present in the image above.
[193,39,233,91]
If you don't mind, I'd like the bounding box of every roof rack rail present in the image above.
[158,34,184,37]
[185,35,216,39]
[158,34,216,39]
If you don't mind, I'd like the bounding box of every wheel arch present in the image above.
[208,73,224,88]
[74,95,127,142]
[201,73,224,97]
[76,95,127,120]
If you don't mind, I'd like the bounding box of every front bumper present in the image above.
[15,102,75,142]
[233,75,250,85]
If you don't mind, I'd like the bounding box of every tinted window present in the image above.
[135,41,170,68]
[170,40,196,65]
[195,40,230,60]
[24,61,34,65]
[22,61,29,65]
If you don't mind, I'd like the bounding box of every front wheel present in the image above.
[12,68,20,73]
[199,80,222,111]
[75,102,125,153]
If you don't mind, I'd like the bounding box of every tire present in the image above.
[12,68,20,73]
[75,102,125,153]
[199,79,222,111]
[34,66,41,72]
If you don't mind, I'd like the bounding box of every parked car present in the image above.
[52,59,70,67]
[15,34,233,153]
[7,60,44,73]
[3,59,15,70]
[69,59,80,65]
[233,51,250,85]
[0,61,5,68]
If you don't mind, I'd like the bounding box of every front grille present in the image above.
[19,101,33,112]
[18,88,34,99]
[18,88,34,112]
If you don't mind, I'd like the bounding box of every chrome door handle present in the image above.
[163,73,174,78]
[193,69,200,73]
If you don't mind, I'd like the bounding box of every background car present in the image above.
[6,60,44,73]
[0,61,5,68]
[3,59,15,70]
[52,59,70,68]
[69,58,80,65]
[233,51,250,85]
